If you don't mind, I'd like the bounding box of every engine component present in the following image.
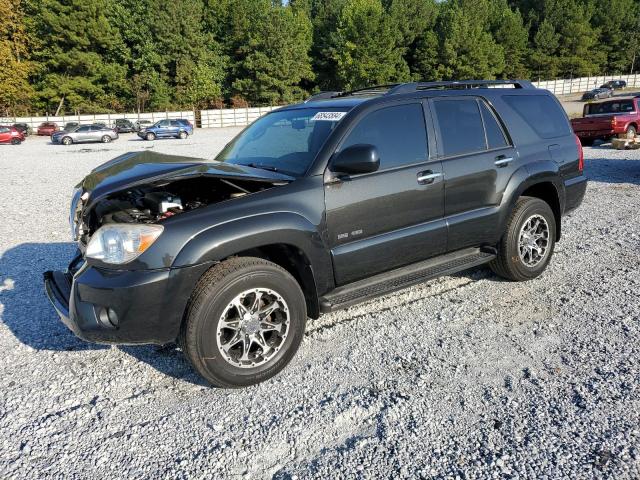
[142,192,183,214]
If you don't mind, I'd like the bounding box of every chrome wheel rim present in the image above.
[216,288,290,369]
[518,214,550,268]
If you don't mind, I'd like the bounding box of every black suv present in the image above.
[45,80,587,388]
[113,119,136,133]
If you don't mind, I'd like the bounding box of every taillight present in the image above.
[574,134,584,172]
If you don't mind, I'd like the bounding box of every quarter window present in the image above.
[340,103,428,170]
[479,101,508,149]
[433,99,486,157]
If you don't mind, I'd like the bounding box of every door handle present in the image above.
[417,171,442,185]
[494,156,513,168]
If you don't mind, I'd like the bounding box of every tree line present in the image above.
[1,0,639,116]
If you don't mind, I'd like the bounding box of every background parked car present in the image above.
[51,124,119,145]
[37,122,59,136]
[601,80,627,90]
[12,123,32,136]
[64,122,80,131]
[135,120,154,131]
[113,119,136,133]
[582,88,613,101]
[0,126,26,145]
[137,119,193,140]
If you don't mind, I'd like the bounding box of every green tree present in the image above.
[529,18,560,79]
[436,0,505,80]
[32,0,128,114]
[0,0,33,116]
[592,0,640,73]
[329,0,409,91]
[488,0,529,78]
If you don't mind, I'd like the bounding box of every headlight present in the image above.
[85,224,163,264]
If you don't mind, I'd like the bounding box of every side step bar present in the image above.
[319,248,495,313]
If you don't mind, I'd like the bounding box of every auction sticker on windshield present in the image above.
[312,111,347,122]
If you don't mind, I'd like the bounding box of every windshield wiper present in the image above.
[246,163,279,172]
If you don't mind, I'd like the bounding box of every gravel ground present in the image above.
[0,131,639,479]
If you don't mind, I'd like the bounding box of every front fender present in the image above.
[172,212,334,292]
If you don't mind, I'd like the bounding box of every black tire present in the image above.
[178,130,188,139]
[10,138,21,145]
[179,257,307,388]
[490,196,556,282]
[101,135,112,143]
[62,136,72,145]
[145,132,156,141]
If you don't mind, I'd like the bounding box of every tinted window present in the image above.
[340,103,428,169]
[503,95,571,139]
[158,120,170,127]
[585,100,635,115]
[433,99,485,157]
[170,121,180,127]
[479,101,508,149]
[77,126,90,132]
[0,127,9,133]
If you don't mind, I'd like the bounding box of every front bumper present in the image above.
[44,253,211,345]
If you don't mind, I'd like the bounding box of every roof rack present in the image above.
[304,91,343,103]
[304,80,536,103]
[387,80,535,95]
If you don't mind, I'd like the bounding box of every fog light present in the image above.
[97,307,119,328]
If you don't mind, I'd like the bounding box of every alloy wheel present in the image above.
[518,214,550,268]
[216,288,290,369]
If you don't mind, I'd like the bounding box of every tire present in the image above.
[145,132,156,141]
[620,125,637,140]
[490,196,556,282]
[178,130,188,140]
[62,136,73,145]
[179,257,307,388]
[10,138,21,145]
[101,135,112,143]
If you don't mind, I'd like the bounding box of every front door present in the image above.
[430,97,518,251]
[325,101,446,286]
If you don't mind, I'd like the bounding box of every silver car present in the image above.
[51,124,119,145]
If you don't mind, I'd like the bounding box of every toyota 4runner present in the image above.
[45,80,587,388]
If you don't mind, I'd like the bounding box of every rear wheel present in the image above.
[178,130,188,139]
[620,125,637,140]
[101,135,112,143]
[490,197,556,281]
[10,138,21,145]
[62,136,72,145]
[145,132,156,141]
[179,257,307,388]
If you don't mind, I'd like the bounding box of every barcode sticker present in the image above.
[311,111,347,122]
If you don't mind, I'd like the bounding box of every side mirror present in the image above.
[331,144,380,175]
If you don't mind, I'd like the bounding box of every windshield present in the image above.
[586,100,635,115]
[216,108,349,176]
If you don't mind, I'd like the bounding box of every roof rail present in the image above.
[304,91,343,103]
[340,84,402,97]
[387,80,536,95]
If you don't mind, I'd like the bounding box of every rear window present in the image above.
[585,100,635,115]
[503,95,571,139]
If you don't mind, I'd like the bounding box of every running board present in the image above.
[319,248,495,313]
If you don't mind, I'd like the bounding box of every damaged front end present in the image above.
[70,152,293,249]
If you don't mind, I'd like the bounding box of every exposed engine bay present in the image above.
[75,176,285,244]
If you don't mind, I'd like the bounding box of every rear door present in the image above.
[325,100,446,285]
[430,97,517,251]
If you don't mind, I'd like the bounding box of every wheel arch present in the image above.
[520,182,562,241]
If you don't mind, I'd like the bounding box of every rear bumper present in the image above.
[564,175,587,214]
[574,129,616,139]
[44,255,212,345]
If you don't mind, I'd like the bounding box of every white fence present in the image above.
[533,73,640,95]
[200,106,278,128]
[0,111,196,131]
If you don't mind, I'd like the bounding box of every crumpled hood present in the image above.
[79,151,294,206]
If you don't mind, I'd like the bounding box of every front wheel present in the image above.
[145,132,156,141]
[62,136,73,145]
[490,197,556,281]
[179,257,307,388]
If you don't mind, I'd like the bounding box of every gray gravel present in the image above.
[1,132,639,479]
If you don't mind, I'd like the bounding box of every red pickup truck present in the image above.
[571,97,639,145]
